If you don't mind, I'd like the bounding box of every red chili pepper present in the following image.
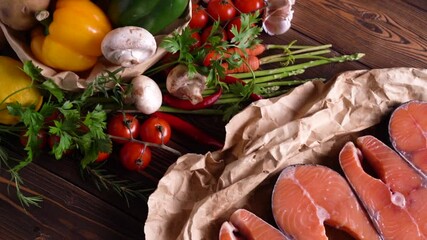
[152,112,224,149]
[222,76,263,101]
[163,88,223,110]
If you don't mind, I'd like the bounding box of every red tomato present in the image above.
[140,116,172,145]
[201,25,227,44]
[48,134,73,156]
[191,31,202,49]
[95,152,110,163]
[234,0,265,13]
[203,50,221,66]
[189,4,209,29]
[20,129,47,149]
[119,142,152,171]
[107,113,140,144]
[44,109,62,127]
[207,0,236,22]
[226,17,242,40]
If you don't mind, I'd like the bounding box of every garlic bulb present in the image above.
[263,0,296,36]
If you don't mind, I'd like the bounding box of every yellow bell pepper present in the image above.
[30,0,112,72]
[0,56,43,125]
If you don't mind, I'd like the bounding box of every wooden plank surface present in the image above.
[1,0,426,239]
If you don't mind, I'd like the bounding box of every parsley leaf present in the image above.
[6,102,44,171]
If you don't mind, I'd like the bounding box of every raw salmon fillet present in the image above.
[339,136,427,239]
[271,164,380,240]
[219,221,244,240]
[226,208,289,240]
[389,100,427,174]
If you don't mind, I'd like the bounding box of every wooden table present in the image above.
[1,0,426,239]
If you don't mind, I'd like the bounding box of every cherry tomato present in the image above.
[234,0,265,13]
[44,109,62,127]
[189,4,209,29]
[226,17,242,40]
[201,25,227,44]
[140,116,172,145]
[48,134,73,156]
[191,31,202,49]
[19,129,47,149]
[203,50,221,67]
[107,113,140,144]
[119,142,152,171]
[207,0,236,22]
[95,152,110,163]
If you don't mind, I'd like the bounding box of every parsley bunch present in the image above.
[0,63,125,206]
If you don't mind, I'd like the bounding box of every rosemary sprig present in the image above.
[83,166,155,206]
[0,139,42,207]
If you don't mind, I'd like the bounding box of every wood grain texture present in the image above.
[0,0,426,239]
[292,0,427,68]
[1,164,145,240]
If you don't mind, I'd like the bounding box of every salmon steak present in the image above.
[219,221,244,240]
[339,136,427,239]
[389,100,427,175]
[219,208,289,240]
[271,164,380,240]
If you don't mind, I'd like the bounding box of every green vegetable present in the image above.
[108,0,160,27]
[112,0,189,35]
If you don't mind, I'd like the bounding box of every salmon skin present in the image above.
[388,100,427,176]
[271,164,380,240]
[339,136,427,240]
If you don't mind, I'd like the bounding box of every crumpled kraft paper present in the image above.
[144,67,427,240]
[0,4,191,91]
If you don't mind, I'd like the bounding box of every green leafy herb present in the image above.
[0,61,118,207]
[160,12,262,85]
[84,167,155,206]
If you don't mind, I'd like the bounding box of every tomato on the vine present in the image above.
[189,4,209,29]
[119,142,152,171]
[234,0,265,13]
[191,31,202,49]
[95,152,110,163]
[226,17,242,40]
[140,116,172,145]
[201,25,227,44]
[48,134,73,156]
[19,129,47,149]
[207,0,236,22]
[203,50,221,67]
[107,113,140,144]
[44,109,62,127]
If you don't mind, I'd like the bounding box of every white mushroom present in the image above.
[166,64,207,105]
[101,26,157,67]
[128,75,162,115]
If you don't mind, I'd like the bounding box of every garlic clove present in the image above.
[263,0,295,36]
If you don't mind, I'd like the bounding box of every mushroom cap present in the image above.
[131,75,163,115]
[101,26,157,67]
[166,64,207,104]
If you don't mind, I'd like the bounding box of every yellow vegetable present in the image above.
[30,0,112,72]
[0,56,43,125]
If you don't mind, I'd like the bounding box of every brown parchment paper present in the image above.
[144,67,427,240]
[0,4,191,91]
